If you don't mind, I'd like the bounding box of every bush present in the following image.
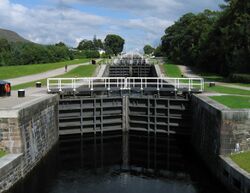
[73,50,100,59]
[0,40,74,66]
[100,53,109,58]
[229,74,250,83]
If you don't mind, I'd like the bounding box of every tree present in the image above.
[0,39,11,52]
[55,42,67,47]
[154,45,164,57]
[159,0,250,75]
[77,40,95,50]
[143,45,155,55]
[93,36,103,50]
[104,34,125,55]
[161,10,218,66]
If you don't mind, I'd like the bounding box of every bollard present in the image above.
[18,89,25,97]
[209,82,216,87]
[36,82,42,88]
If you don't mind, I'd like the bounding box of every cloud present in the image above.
[0,0,223,51]
[0,0,108,46]
[59,0,223,18]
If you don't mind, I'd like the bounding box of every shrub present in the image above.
[229,74,250,83]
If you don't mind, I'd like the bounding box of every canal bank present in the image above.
[191,94,250,193]
[0,90,59,192]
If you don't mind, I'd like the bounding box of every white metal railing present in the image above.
[47,77,204,92]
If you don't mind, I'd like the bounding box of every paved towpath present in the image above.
[6,61,92,86]
[177,64,250,91]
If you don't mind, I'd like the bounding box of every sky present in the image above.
[0,0,224,51]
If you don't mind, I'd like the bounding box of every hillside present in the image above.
[0,28,30,43]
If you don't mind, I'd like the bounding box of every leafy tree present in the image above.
[93,36,103,50]
[160,0,250,75]
[55,42,67,47]
[154,45,164,57]
[161,10,218,66]
[143,45,155,55]
[77,40,95,50]
[104,34,125,55]
[0,39,11,52]
[0,40,74,66]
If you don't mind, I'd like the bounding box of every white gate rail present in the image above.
[47,77,204,92]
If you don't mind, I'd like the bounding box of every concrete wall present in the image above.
[0,95,59,192]
[191,94,250,193]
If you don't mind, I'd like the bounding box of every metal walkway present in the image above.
[47,77,204,93]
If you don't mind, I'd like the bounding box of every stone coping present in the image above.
[0,154,22,176]
[220,155,250,179]
[0,89,58,118]
[194,94,250,112]
[193,94,230,110]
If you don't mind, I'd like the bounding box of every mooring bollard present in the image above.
[209,82,216,87]
[18,89,25,97]
[36,82,42,88]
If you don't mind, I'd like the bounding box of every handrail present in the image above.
[47,77,204,92]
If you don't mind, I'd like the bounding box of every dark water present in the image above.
[8,132,229,193]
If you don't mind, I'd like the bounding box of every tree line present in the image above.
[0,40,73,66]
[0,34,125,66]
[76,34,124,58]
[147,0,249,76]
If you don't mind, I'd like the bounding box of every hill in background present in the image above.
[0,28,31,43]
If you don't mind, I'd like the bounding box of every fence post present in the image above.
[59,79,62,92]
[47,79,51,92]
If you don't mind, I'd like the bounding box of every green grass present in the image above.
[205,84,250,96]
[230,152,250,173]
[12,65,97,90]
[164,64,183,78]
[0,150,6,158]
[232,83,250,88]
[210,95,250,109]
[0,59,90,80]
[199,72,225,82]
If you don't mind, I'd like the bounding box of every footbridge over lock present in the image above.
[47,55,204,136]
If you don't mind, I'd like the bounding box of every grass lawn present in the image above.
[210,95,250,109]
[12,65,97,90]
[0,150,6,158]
[0,59,90,80]
[230,152,250,173]
[199,72,225,82]
[164,64,183,78]
[205,84,250,96]
[232,83,250,88]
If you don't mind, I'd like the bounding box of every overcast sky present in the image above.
[0,0,224,51]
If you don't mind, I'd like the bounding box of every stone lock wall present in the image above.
[0,118,20,153]
[192,95,250,159]
[19,96,59,175]
[221,111,250,155]
[191,95,250,193]
[0,95,59,193]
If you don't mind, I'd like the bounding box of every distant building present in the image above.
[98,49,105,55]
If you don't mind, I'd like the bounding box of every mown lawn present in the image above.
[232,83,250,88]
[230,152,250,173]
[12,65,96,90]
[164,64,183,78]
[0,150,6,158]
[210,95,250,109]
[199,72,225,82]
[0,59,90,80]
[205,84,250,96]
